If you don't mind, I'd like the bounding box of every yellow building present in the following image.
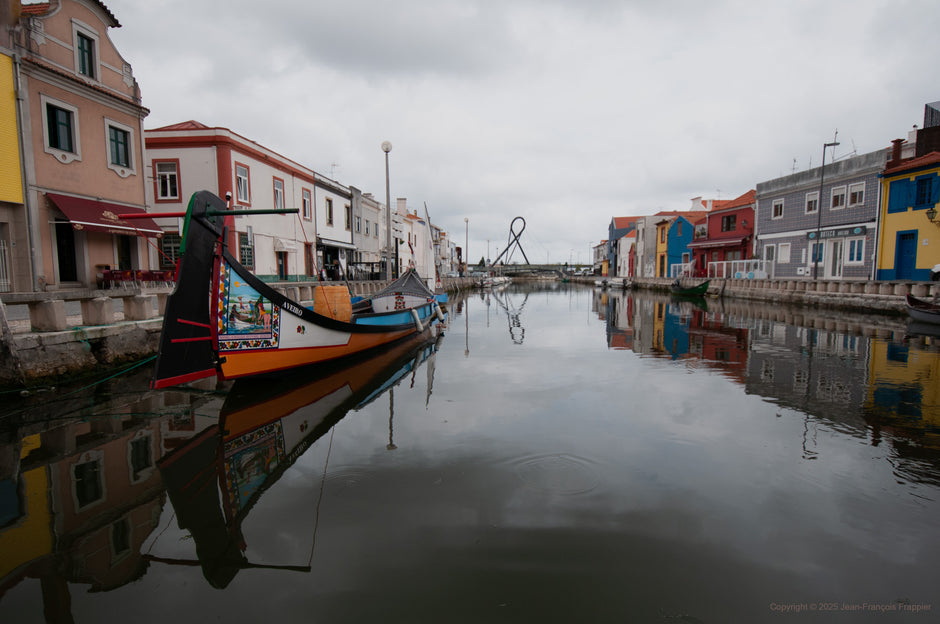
[655,218,672,277]
[876,145,940,281]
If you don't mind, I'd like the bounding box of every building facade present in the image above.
[755,149,887,281]
[687,190,755,277]
[145,121,330,282]
[876,132,940,281]
[8,0,157,290]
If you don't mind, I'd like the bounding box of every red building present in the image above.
[687,190,755,277]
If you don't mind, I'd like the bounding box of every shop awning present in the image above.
[317,237,357,251]
[687,237,747,249]
[46,193,163,237]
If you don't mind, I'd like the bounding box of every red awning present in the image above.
[687,237,747,249]
[46,193,163,237]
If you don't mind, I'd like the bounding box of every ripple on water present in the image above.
[509,453,601,495]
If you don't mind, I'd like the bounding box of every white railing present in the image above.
[669,262,694,278]
[0,239,10,292]
[707,259,775,280]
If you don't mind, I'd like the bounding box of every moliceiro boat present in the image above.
[150,191,445,389]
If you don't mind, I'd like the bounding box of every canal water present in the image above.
[1,283,939,623]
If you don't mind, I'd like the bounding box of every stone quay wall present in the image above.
[0,276,479,388]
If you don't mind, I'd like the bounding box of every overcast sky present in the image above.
[104,0,939,265]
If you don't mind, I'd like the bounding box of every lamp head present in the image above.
[381,141,392,153]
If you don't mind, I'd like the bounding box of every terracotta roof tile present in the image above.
[884,151,940,175]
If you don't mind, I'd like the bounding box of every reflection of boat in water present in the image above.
[150,190,445,388]
[152,328,444,588]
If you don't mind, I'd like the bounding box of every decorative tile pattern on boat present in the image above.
[217,261,280,351]
[222,421,286,514]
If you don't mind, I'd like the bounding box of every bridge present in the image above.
[478,264,588,277]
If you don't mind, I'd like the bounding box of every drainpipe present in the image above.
[12,53,40,292]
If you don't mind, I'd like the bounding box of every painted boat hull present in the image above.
[151,191,445,388]
[670,280,710,296]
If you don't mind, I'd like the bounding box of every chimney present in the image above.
[889,138,904,166]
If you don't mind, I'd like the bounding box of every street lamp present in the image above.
[926,206,940,225]
[464,217,469,276]
[382,141,392,280]
[812,138,840,281]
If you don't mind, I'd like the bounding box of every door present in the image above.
[117,235,133,270]
[55,221,78,282]
[826,239,844,279]
[276,251,288,280]
[895,231,917,279]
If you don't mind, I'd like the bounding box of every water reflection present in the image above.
[0,328,442,615]
[600,288,940,477]
[3,285,940,621]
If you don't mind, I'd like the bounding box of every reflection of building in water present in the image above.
[864,341,940,478]
[0,382,220,615]
[746,321,870,422]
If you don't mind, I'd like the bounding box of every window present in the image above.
[721,214,736,232]
[810,241,824,264]
[764,244,776,262]
[848,182,865,207]
[302,188,312,219]
[356,216,361,233]
[345,204,352,230]
[239,232,254,269]
[846,237,865,264]
[112,519,130,555]
[235,163,251,204]
[660,227,666,243]
[155,160,180,201]
[374,223,379,238]
[73,453,103,509]
[159,233,181,269]
[365,219,370,235]
[778,243,791,263]
[915,177,933,207]
[830,186,846,210]
[805,192,818,214]
[43,96,81,162]
[129,434,153,482]
[106,120,134,174]
[676,221,683,237]
[772,199,784,219]
[273,177,285,211]
[326,198,333,225]
[73,28,98,80]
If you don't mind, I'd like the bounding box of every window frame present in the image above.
[72,21,100,81]
[104,118,136,177]
[772,199,784,220]
[830,185,846,210]
[41,95,81,163]
[235,162,252,206]
[239,231,255,270]
[345,204,352,231]
[804,191,818,214]
[153,159,181,203]
[848,182,865,208]
[302,188,312,220]
[326,198,334,226]
[845,237,865,265]
[720,214,736,232]
[764,243,776,263]
[273,177,285,212]
[159,232,182,269]
[914,176,933,208]
[778,242,791,264]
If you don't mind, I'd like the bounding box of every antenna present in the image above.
[792,158,797,173]
[330,162,340,178]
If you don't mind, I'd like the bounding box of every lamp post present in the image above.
[382,141,393,281]
[464,217,469,276]
[812,139,840,281]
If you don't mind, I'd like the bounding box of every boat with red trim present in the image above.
[149,190,445,388]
